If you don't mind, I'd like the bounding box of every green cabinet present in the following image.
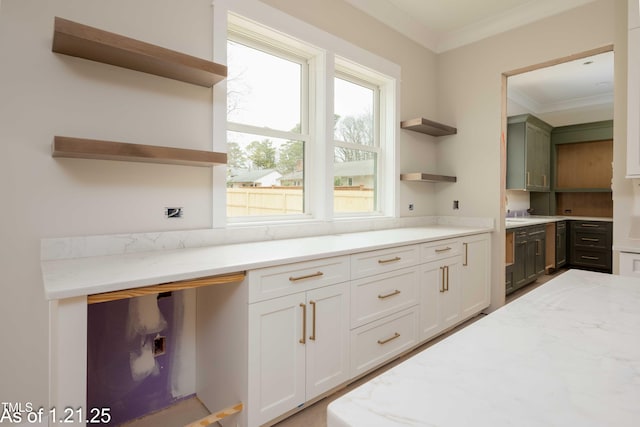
[507,114,552,192]
[509,225,546,295]
[555,221,567,267]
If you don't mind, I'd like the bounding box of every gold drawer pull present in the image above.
[581,223,599,228]
[581,238,600,242]
[440,266,446,292]
[377,332,400,345]
[289,271,323,282]
[581,255,600,260]
[378,289,401,299]
[435,247,452,253]
[378,256,401,264]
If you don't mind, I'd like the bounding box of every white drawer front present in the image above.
[350,244,419,280]
[350,307,418,378]
[350,268,419,328]
[248,256,350,303]
[420,238,462,263]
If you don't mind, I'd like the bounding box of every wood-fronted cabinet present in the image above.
[507,114,552,192]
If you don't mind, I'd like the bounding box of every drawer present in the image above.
[570,220,612,232]
[248,256,350,303]
[350,307,418,378]
[573,231,609,250]
[571,248,612,271]
[350,244,419,280]
[350,267,419,328]
[420,238,462,263]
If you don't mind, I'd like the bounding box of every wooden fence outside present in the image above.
[227,186,373,216]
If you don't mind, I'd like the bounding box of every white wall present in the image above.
[435,0,619,310]
[0,0,440,409]
[0,0,216,408]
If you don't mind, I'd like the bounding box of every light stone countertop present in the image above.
[40,225,492,300]
[327,269,640,427]
[505,215,613,229]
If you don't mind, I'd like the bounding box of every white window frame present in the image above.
[212,0,400,227]
[226,32,313,223]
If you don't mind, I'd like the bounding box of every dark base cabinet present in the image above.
[556,221,567,268]
[568,220,612,273]
[509,225,546,295]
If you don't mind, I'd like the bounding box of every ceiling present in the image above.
[344,0,598,53]
[345,0,613,126]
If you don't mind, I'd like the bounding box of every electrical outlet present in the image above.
[408,203,414,211]
[165,207,183,218]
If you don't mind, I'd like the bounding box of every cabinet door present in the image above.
[513,232,527,289]
[556,222,567,267]
[305,283,350,400]
[533,234,546,276]
[527,124,550,191]
[419,261,443,341]
[248,294,306,426]
[461,234,490,318]
[439,257,462,330]
[628,28,640,177]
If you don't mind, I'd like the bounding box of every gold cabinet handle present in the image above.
[378,289,401,299]
[581,255,600,260]
[435,247,452,253]
[299,303,306,344]
[309,300,316,341]
[527,171,531,186]
[581,237,600,242]
[378,256,401,264]
[289,271,323,282]
[445,265,449,291]
[377,332,400,345]
[581,223,599,228]
[463,242,468,266]
[543,174,547,187]
[535,239,541,256]
[440,266,446,293]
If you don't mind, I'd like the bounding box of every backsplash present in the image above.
[41,216,494,261]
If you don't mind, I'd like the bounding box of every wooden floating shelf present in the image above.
[87,271,246,304]
[53,136,227,167]
[52,17,227,87]
[400,118,457,137]
[400,173,457,183]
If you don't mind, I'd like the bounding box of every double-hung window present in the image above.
[223,9,397,223]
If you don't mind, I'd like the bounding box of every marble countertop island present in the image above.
[327,269,640,427]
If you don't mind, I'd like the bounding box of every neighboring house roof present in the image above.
[334,159,374,177]
[228,169,280,183]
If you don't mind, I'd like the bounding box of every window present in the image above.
[226,36,308,219]
[222,9,398,223]
[333,74,379,214]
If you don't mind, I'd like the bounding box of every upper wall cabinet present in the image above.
[52,17,227,87]
[400,118,457,137]
[628,27,640,177]
[630,0,640,29]
[506,114,552,192]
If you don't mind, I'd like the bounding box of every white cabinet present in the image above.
[419,256,462,341]
[460,234,491,318]
[628,27,640,177]
[248,281,349,426]
[620,252,640,277]
[630,0,640,29]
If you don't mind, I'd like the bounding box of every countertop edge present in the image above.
[42,225,494,300]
